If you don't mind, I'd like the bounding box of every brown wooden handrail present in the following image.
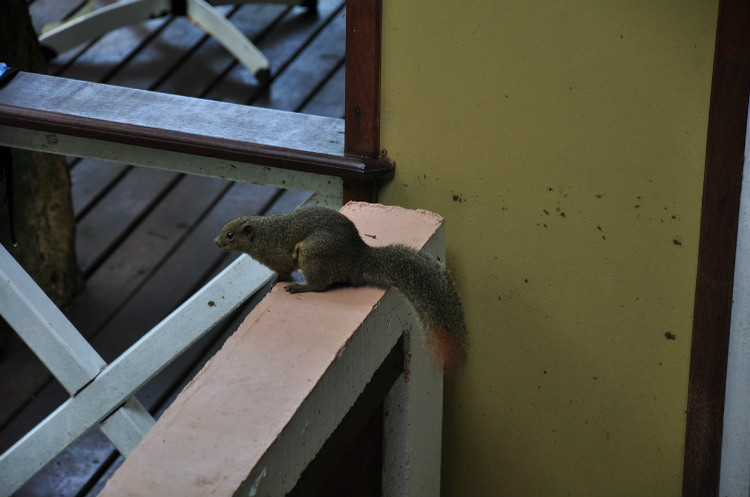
[0,72,393,181]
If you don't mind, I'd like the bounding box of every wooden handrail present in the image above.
[0,72,393,181]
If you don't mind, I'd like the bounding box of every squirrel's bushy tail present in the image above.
[363,245,468,372]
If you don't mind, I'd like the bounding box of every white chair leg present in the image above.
[186,0,270,81]
[38,0,317,81]
[39,0,172,57]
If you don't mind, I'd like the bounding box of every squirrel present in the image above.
[214,206,468,372]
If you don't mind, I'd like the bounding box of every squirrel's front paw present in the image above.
[285,283,305,293]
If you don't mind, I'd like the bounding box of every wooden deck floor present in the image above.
[2,1,345,495]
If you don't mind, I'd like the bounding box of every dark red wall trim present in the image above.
[344,0,382,159]
[683,1,750,495]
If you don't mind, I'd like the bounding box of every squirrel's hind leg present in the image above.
[286,236,356,293]
[285,262,339,292]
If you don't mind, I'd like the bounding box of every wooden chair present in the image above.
[38,0,318,82]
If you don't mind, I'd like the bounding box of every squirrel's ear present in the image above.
[242,223,255,240]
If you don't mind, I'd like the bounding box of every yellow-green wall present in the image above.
[378,1,718,495]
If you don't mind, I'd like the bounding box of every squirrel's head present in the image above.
[214,216,256,252]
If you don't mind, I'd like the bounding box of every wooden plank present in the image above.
[301,62,345,118]
[0,73,343,157]
[74,167,178,274]
[204,0,345,102]
[29,0,88,36]
[257,5,345,112]
[683,0,750,495]
[70,161,129,218]
[138,4,288,96]
[72,178,271,338]
[51,11,170,78]
[0,349,48,428]
[84,183,278,360]
[0,75,392,180]
[103,6,238,90]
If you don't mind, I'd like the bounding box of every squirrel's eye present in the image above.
[226,231,234,240]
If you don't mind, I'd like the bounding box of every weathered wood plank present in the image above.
[137,4,287,97]
[72,180,275,339]
[205,0,344,102]
[256,4,345,112]
[28,0,87,37]
[51,12,170,78]
[75,167,178,275]
[0,75,391,180]
[301,62,345,118]
[0,73,345,157]
[70,161,129,218]
[103,6,238,90]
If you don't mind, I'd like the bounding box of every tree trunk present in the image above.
[1,0,83,351]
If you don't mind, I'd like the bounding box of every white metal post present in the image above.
[719,99,750,497]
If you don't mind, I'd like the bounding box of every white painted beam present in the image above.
[0,243,105,394]
[0,126,344,208]
[0,254,274,496]
[99,397,157,457]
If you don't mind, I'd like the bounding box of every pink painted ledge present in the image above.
[97,202,444,497]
